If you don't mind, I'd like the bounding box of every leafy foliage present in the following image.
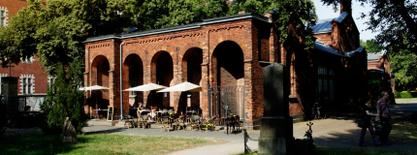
[0,0,319,125]
[41,61,85,132]
[321,0,417,54]
[360,39,383,53]
[229,0,317,46]
[390,51,417,91]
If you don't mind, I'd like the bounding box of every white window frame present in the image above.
[21,56,34,64]
[0,6,8,27]
[20,74,35,95]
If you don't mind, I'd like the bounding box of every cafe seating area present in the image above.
[121,107,242,134]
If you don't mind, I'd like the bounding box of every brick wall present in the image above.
[85,16,270,123]
[0,57,49,95]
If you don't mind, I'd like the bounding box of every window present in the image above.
[21,56,33,64]
[20,74,35,95]
[0,7,7,27]
[0,73,8,95]
[317,65,335,101]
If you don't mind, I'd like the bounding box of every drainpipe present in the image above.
[119,41,125,120]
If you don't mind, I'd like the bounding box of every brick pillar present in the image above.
[200,63,209,119]
[243,60,254,125]
[171,62,182,112]
[244,60,264,126]
[143,63,151,107]
[108,70,116,119]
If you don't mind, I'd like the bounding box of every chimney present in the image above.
[340,0,352,14]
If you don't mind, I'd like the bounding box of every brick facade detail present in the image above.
[84,15,272,124]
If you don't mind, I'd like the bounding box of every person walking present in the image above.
[376,91,392,145]
[358,101,378,146]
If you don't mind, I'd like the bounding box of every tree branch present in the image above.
[390,0,417,40]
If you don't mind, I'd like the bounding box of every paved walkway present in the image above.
[83,118,408,155]
[82,101,417,155]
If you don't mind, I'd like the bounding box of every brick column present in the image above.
[244,60,264,126]
[108,70,116,119]
[200,63,209,118]
[171,62,182,112]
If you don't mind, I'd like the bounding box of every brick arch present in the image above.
[211,40,245,118]
[90,55,110,111]
[91,55,110,87]
[123,54,144,108]
[178,47,203,113]
[149,51,173,109]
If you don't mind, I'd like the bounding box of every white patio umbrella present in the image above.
[79,85,109,91]
[124,83,166,92]
[157,82,201,92]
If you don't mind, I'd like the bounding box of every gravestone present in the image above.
[259,63,293,155]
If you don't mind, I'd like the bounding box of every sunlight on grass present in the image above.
[390,121,417,142]
[0,132,215,155]
[65,134,212,155]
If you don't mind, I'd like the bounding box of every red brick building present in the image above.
[84,14,273,124]
[84,4,367,122]
[309,6,367,115]
[0,0,50,111]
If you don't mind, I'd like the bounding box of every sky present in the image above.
[313,0,377,41]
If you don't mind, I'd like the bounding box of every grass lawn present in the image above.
[0,130,215,155]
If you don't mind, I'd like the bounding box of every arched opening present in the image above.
[124,54,144,116]
[179,48,203,114]
[91,55,110,118]
[211,41,244,119]
[150,51,173,109]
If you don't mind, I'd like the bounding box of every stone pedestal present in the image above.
[259,63,292,155]
[259,116,293,155]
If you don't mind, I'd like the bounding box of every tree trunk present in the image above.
[390,0,417,41]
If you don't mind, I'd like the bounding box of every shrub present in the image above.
[41,62,85,133]
[395,91,414,98]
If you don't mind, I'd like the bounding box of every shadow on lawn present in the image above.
[312,115,417,155]
[83,127,126,135]
[0,128,91,155]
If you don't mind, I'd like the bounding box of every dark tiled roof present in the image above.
[312,20,332,34]
[314,42,344,57]
[85,13,270,43]
[314,41,364,58]
[312,12,349,34]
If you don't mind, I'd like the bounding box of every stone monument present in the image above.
[259,63,293,155]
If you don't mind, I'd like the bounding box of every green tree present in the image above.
[229,0,316,45]
[390,51,417,91]
[1,0,319,124]
[0,0,230,131]
[321,0,417,53]
[360,39,383,53]
[42,61,84,132]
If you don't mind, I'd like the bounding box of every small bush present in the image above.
[395,91,414,98]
